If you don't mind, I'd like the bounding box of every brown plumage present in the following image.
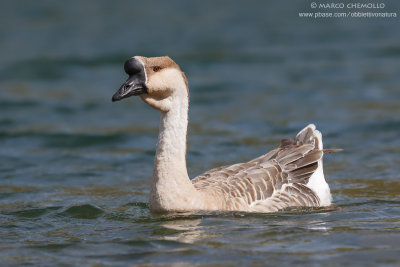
[192,125,329,212]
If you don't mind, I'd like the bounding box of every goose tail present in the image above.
[295,124,334,206]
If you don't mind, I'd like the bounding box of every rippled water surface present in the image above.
[1,1,400,266]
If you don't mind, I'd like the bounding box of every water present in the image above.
[1,0,400,265]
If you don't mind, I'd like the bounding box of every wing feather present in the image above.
[192,126,328,211]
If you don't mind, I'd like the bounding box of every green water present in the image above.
[1,0,400,265]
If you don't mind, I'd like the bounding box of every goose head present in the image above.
[112,56,188,112]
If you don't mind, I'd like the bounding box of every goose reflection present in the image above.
[159,218,212,244]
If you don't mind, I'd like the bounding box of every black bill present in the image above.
[112,57,147,102]
[112,78,147,102]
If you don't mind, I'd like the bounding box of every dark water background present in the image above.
[1,0,400,266]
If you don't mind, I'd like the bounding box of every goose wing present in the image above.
[192,127,324,211]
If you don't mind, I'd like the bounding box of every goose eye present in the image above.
[153,66,162,72]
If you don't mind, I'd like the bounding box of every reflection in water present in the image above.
[157,210,334,245]
[305,221,331,232]
[160,219,209,244]
[267,212,332,232]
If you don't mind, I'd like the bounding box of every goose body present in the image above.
[112,56,338,213]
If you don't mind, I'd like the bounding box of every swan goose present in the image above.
[112,56,340,213]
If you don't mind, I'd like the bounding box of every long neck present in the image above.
[149,92,200,212]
